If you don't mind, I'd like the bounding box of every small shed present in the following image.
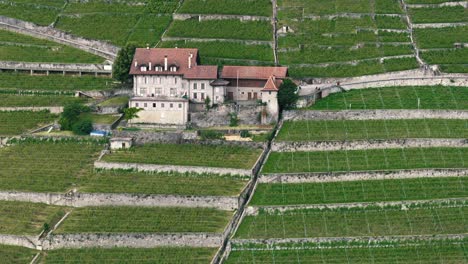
[110,137,133,150]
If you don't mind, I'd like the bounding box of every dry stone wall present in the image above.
[173,13,270,22]
[0,191,238,211]
[232,234,468,247]
[0,107,63,113]
[42,233,223,249]
[0,235,39,249]
[246,197,468,214]
[272,139,468,152]
[283,110,468,121]
[0,61,111,73]
[260,169,468,183]
[300,69,468,94]
[95,161,253,176]
[0,16,118,60]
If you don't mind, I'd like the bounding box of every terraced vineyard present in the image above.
[0,72,116,92]
[102,143,263,169]
[0,0,464,76]
[0,0,467,263]
[0,111,58,136]
[227,85,468,263]
[309,86,468,110]
[0,29,104,63]
[0,138,262,263]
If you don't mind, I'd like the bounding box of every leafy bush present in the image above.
[72,119,93,135]
[59,102,91,133]
[229,113,239,127]
[113,43,137,83]
[240,130,251,138]
[200,130,224,140]
[278,79,299,111]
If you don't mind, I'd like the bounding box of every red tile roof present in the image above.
[221,66,288,80]
[184,65,219,80]
[262,76,280,91]
[129,48,217,80]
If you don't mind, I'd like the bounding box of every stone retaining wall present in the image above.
[260,169,468,183]
[0,61,111,74]
[42,233,223,249]
[111,130,265,147]
[232,234,468,246]
[0,106,63,114]
[283,109,468,121]
[271,138,468,152]
[0,16,118,60]
[340,76,468,90]
[246,197,468,215]
[162,36,273,46]
[94,161,253,176]
[299,69,468,95]
[0,191,238,211]
[173,13,270,22]
[0,235,38,249]
[412,22,468,28]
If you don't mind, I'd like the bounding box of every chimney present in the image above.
[134,61,137,68]
[164,55,168,71]
[148,62,152,71]
[188,53,193,69]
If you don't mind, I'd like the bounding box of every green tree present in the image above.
[204,96,211,111]
[277,79,299,111]
[72,119,93,135]
[123,107,142,121]
[59,102,90,130]
[113,43,137,83]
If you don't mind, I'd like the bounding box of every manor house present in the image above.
[129,48,287,125]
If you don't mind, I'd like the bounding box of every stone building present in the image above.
[129,48,287,126]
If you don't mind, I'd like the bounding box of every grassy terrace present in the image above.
[251,176,468,206]
[166,19,272,41]
[0,72,116,92]
[289,58,419,78]
[263,147,468,174]
[414,26,468,49]
[0,139,102,192]
[308,86,468,110]
[56,14,172,47]
[276,0,419,77]
[80,170,248,197]
[409,6,467,23]
[235,202,468,239]
[227,240,468,263]
[0,0,176,47]
[42,247,217,264]
[102,143,263,170]
[0,0,63,26]
[56,206,232,234]
[0,201,65,235]
[178,0,272,16]
[277,119,468,141]
[0,139,249,196]
[159,41,275,65]
[0,29,103,63]
[0,111,58,136]
[80,113,120,125]
[97,96,129,107]
[0,245,37,264]
[0,94,88,107]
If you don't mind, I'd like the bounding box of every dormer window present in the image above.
[170,66,177,72]
[140,66,147,72]
[155,66,163,72]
